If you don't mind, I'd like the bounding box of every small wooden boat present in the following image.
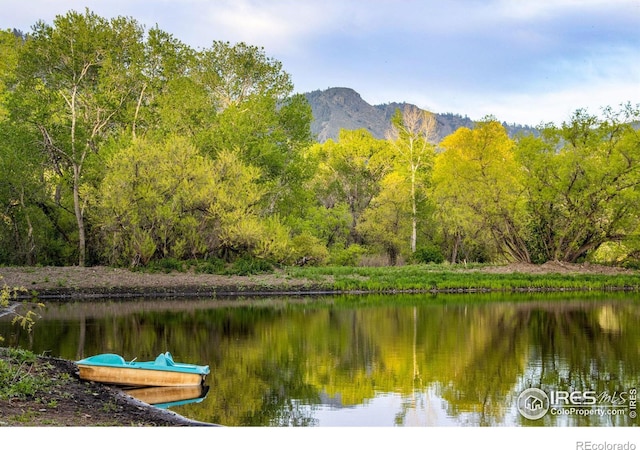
[124,385,210,409]
[76,352,210,387]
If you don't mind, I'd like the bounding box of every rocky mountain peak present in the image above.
[303,87,536,143]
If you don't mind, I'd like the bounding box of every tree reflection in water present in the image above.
[1,293,638,426]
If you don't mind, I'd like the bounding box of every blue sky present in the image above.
[2,0,639,126]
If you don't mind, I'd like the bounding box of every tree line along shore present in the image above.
[2,10,640,278]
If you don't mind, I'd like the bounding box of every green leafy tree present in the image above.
[516,104,640,263]
[1,31,28,263]
[307,129,392,247]
[198,41,292,110]
[129,26,197,140]
[1,30,69,265]
[0,29,22,121]
[12,10,145,265]
[357,172,412,265]
[0,119,53,264]
[293,203,352,251]
[197,42,313,216]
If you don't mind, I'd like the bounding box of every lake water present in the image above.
[1,292,639,427]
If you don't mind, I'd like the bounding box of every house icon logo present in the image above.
[517,388,550,420]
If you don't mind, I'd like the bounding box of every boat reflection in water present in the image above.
[124,384,210,409]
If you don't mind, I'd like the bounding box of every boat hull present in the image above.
[77,364,207,387]
[76,353,210,387]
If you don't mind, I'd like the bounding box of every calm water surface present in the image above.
[1,292,639,426]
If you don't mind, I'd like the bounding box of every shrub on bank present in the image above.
[0,348,59,400]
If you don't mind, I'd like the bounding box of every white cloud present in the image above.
[496,0,640,20]
[189,0,349,53]
[1,0,638,126]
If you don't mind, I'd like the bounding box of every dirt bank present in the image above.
[0,349,214,427]
[0,262,633,300]
[0,266,323,299]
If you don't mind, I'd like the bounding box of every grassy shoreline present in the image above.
[286,265,640,293]
[2,263,640,300]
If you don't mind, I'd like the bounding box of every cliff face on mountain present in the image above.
[304,88,391,142]
[303,87,536,143]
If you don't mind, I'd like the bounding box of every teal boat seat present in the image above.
[153,352,175,366]
[92,354,126,365]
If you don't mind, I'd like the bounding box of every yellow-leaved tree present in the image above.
[431,119,529,263]
[94,135,294,266]
[209,149,293,263]
[94,135,215,266]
